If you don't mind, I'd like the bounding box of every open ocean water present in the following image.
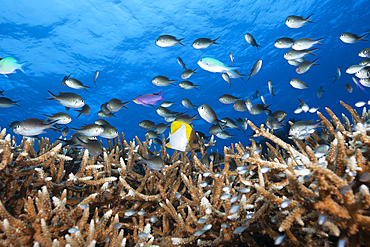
[0,0,370,152]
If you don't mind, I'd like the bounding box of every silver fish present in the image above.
[332,66,341,83]
[285,14,313,28]
[107,99,129,112]
[209,124,223,135]
[192,37,219,49]
[292,37,324,50]
[247,59,262,81]
[75,104,91,118]
[46,90,85,110]
[198,104,221,125]
[290,78,309,89]
[181,69,197,79]
[137,155,164,171]
[219,94,241,104]
[268,80,275,97]
[179,81,199,90]
[97,110,115,118]
[221,73,231,88]
[16,118,56,136]
[177,57,187,70]
[296,57,320,74]
[340,32,369,44]
[181,98,197,109]
[43,113,72,125]
[139,120,156,130]
[64,76,90,91]
[160,101,175,108]
[229,52,234,64]
[155,35,184,47]
[249,104,270,115]
[0,97,20,107]
[93,70,99,86]
[317,85,324,98]
[270,110,287,122]
[154,123,169,134]
[152,76,176,86]
[289,120,321,140]
[284,48,318,60]
[244,33,261,50]
[71,124,104,137]
[274,37,294,49]
[100,124,118,139]
[233,100,247,112]
[95,119,110,125]
[358,48,370,58]
[216,130,234,140]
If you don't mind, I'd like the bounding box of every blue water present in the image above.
[1,0,369,151]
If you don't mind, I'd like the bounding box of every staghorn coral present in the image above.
[0,101,369,246]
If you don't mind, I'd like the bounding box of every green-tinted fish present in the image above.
[139,120,156,130]
[75,135,102,157]
[221,118,240,130]
[152,76,176,86]
[43,113,72,125]
[290,78,309,89]
[46,90,85,110]
[265,116,284,130]
[0,57,28,77]
[71,124,104,137]
[16,118,56,136]
[250,104,270,115]
[145,130,159,139]
[284,48,318,60]
[247,59,262,81]
[155,123,169,134]
[219,94,241,104]
[156,35,184,47]
[292,37,324,50]
[359,48,370,58]
[75,104,91,118]
[289,120,321,140]
[296,57,320,74]
[317,85,324,98]
[181,69,197,79]
[274,37,294,49]
[244,33,261,50]
[100,124,118,139]
[0,97,20,107]
[181,98,197,109]
[192,37,219,49]
[197,57,240,78]
[100,102,112,114]
[175,114,198,124]
[107,99,129,112]
[345,83,353,93]
[95,119,110,125]
[156,106,178,118]
[270,110,287,122]
[137,155,164,171]
[98,110,115,118]
[198,104,222,125]
[216,130,234,140]
[179,81,199,90]
[285,14,313,28]
[233,100,247,112]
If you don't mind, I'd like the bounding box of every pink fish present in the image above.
[133,92,164,105]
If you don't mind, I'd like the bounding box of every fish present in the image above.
[155,123,169,134]
[340,31,369,43]
[285,14,314,28]
[139,120,156,130]
[346,65,365,74]
[221,73,231,88]
[292,37,324,50]
[355,67,370,79]
[136,155,164,171]
[100,102,112,114]
[43,113,72,125]
[209,124,223,135]
[290,78,309,89]
[284,48,318,60]
[166,121,200,152]
[15,118,57,136]
[93,70,99,86]
[270,110,287,122]
[175,114,198,124]
[219,94,241,104]
[0,97,20,107]
[359,78,370,87]
[246,59,262,81]
[358,48,370,58]
[332,66,341,83]
[75,104,91,118]
[0,57,28,77]
[63,75,90,91]
[181,69,197,79]
[198,104,223,126]
[245,98,252,111]
[296,57,320,74]
[251,90,259,99]
[216,130,234,140]
[345,83,353,93]
[244,33,261,50]
[317,85,324,98]
[268,80,276,97]
[74,135,102,157]
[71,124,104,137]
[97,111,115,118]
[287,59,304,66]
[160,101,175,108]
[152,76,176,86]
[107,99,129,112]
[133,92,164,105]
[46,90,85,110]
[265,116,285,130]
[192,37,219,49]
[179,81,199,90]
[95,119,110,126]
[181,98,197,109]
[220,118,240,130]
[352,77,369,96]
[61,126,69,137]
[155,35,184,47]
[229,52,234,64]
[289,120,321,140]
[100,124,118,139]
[156,106,178,118]
[360,59,370,66]
[0,90,4,96]
[176,57,187,70]
[197,57,240,78]
[274,37,294,49]
[249,104,270,115]
[233,100,247,112]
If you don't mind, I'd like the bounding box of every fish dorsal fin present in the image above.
[168,122,188,152]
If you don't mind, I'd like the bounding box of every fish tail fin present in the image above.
[46,90,56,100]
[359,33,369,41]
[75,110,82,118]
[213,37,220,44]
[122,101,130,109]
[18,62,29,75]
[308,48,318,56]
[14,101,21,107]
[305,13,314,22]
[177,38,185,46]
[257,44,262,50]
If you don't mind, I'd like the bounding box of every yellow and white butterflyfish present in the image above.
[166,121,200,152]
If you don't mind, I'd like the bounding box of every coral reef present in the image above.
[0,101,370,246]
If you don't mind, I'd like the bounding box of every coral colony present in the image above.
[1,101,370,246]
